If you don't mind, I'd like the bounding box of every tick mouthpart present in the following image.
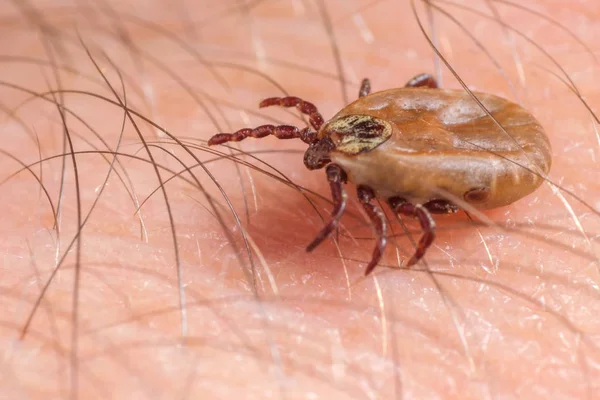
[303,137,335,170]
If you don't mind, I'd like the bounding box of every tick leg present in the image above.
[423,199,459,214]
[389,197,436,266]
[259,96,325,131]
[359,78,371,98]
[357,185,387,276]
[306,164,348,252]
[404,73,438,88]
[208,125,315,146]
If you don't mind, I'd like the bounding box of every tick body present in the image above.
[208,74,552,275]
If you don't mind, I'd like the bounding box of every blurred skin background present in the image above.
[0,0,599,399]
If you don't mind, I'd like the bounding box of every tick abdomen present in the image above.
[326,88,552,209]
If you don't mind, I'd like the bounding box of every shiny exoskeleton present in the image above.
[208,73,552,275]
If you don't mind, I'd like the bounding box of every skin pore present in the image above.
[0,0,599,399]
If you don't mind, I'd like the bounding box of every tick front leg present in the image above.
[306,164,348,252]
[357,186,387,276]
[389,197,436,266]
[359,78,371,98]
[208,125,315,146]
[404,73,438,88]
[259,96,324,131]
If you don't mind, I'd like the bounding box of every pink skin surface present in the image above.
[0,1,599,399]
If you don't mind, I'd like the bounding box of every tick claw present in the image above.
[405,257,418,267]
[364,261,378,276]
[305,239,321,253]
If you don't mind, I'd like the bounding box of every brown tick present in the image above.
[208,73,552,275]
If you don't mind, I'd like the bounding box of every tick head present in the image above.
[320,114,393,156]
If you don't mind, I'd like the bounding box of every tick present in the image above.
[208,73,552,275]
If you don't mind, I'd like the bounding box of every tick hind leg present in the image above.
[423,199,459,214]
[259,96,324,131]
[389,197,436,266]
[359,78,371,98]
[405,73,438,88]
[357,185,387,276]
[306,164,348,252]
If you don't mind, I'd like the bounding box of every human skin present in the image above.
[0,1,599,399]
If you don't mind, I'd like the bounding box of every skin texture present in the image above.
[324,88,552,208]
[0,1,599,399]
